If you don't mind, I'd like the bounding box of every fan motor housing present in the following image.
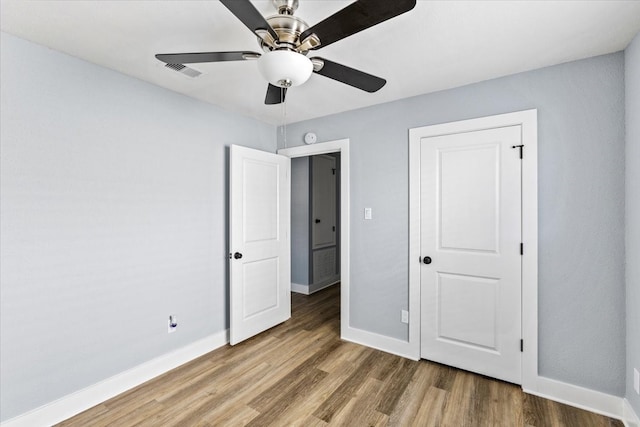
[263,15,309,51]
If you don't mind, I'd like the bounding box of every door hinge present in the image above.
[520,243,524,255]
[512,144,524,159]
[520,339,524,352]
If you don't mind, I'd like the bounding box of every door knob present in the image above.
[315,219,321,223]
[234,252,243,259]
[423,256,432,264]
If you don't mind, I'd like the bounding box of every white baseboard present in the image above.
[623,398,640,427]
[524,376,623,420]
[309,280,339,294]
[291,280,339,295]
[291,282,310,295]
[341,325,419,361]
[1,330,229,427]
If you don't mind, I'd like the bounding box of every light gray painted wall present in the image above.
[291,157,310,285]
[625,31,640,414]
[278,53,626,395]
[0,33,276,422]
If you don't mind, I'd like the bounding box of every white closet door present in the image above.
[420,126,522,384]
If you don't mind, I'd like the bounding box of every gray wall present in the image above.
[278,53,626,396]
[291,157,310,285]
[626,31,640,414]
[0,33,276,422]
[0,29,632,421]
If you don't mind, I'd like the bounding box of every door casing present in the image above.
[409,109,538,391]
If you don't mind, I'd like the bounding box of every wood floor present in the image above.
[59,285,622,427]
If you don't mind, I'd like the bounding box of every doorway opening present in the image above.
[291,153,341,296]
[278,139,350,338]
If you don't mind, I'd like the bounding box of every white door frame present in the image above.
[278,139,350,340]
[409,110,538,391]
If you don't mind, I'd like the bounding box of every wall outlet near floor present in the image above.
[634,368,639,395]
[168,315,178,333]
[401,310,409,324]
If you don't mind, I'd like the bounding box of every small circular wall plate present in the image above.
[304,132,317,144]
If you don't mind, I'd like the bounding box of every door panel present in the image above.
[230,145,290,345]
[243,160,279,242]
[420,126,522,384]
[242,257,279,318]
[312,246,337,284]
[437,272,498,350]
[440,145,498,252]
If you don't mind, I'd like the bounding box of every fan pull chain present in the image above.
[281,87,288,148]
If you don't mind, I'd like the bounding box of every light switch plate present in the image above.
[401,310,409,324]
[364,208,372,220]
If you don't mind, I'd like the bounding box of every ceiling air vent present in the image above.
[164,63,202,78]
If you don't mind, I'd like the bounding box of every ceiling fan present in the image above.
[155,0,416,105]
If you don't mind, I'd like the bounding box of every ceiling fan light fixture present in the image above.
[257,50,313,88]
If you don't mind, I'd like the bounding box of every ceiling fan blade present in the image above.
[219,0,279,42]
[312,58,386,92]
[155,51,260,64]
[265,84,287,105]
[300,0,416,50]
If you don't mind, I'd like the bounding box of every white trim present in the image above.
[623,398,640,427]
[526,377,623,421]
[1,330,229,427]
[291,282,310,295]
[291,281,339,295]
[409,109,538,388]
[408,132,422,359]
[278,139,348,158]
[308,280,339,294]
[519,110,539,389]
[342,326,419,361]
[278,139,350,345]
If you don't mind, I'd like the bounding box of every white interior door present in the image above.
[419,126,522,384]
[230,144,290,345]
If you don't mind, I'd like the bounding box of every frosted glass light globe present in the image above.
[257,50,313,88]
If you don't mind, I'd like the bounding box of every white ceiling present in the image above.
[2,1,640,125]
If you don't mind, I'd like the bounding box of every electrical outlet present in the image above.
[168,315,178,333]
[401,310,409,324]
[634,368,639,395]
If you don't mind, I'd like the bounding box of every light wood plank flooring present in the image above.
[59,285,622,426]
